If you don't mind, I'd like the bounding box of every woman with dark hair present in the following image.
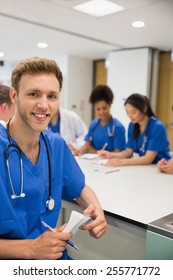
[98,93,171,166]
[78,85,126,155]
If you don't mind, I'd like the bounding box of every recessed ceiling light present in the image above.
[0,51,5,57]
[37,42,48,48]
[132,21,145,28]
[73,0,124,17]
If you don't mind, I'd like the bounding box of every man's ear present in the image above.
[9,87,17,104]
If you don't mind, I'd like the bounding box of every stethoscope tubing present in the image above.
[5,120,54,210]
[89,116,116,143]
[136,118,151,153]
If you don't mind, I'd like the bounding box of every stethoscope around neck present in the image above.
[4,120,55,211]
[89,116,116,143]
[137,119,151,153]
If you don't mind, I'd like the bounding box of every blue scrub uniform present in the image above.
[85,117,126,151]
[126,116,171,163]
[48,115,60,133]
[0,125,85,260]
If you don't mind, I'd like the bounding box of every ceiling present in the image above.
[0,0,173,61]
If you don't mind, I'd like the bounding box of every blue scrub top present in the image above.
[48,114,60,133]
[85,117,126,151]
[126,116,171,163]
[0,126,85,260]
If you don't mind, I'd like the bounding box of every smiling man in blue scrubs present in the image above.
[0,57,107,260]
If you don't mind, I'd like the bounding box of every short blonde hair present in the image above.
[11,57,63,92]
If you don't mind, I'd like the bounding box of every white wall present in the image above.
[107,48,158,133]
[0,59,18,85]
[64,56,93,126]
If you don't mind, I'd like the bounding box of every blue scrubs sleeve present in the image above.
[62,145,85,201]
[84,120,96,142]
[113,122,126,150]
[147,122,169,151]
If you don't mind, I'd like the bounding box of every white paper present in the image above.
[79,153,99,160]
[62,210,92,235]
[91,158,108,165]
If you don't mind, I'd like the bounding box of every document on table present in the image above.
[79,153,99,160]
[91,158,108,165]
[79,154,108,165]
[62,210,92,236]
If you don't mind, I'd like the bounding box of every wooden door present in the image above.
[92,60,107,118]
[157,52,173,151]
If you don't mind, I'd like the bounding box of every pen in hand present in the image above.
[41,220,79,251]
[101,143,108,150]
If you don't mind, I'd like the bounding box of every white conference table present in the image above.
[61,157,173,259]
[76,157,173,226]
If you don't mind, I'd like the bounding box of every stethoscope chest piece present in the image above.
[46,198,55,211]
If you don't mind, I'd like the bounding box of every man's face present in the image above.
[12,72,60,132]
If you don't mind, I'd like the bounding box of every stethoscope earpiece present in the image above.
[11,193,25,199]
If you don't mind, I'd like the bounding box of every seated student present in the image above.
[0,84,15,125]
[77,85,126,155]
[157,157,173,174]
[0,57,107,260]
[48,107,87,151]
[98,93,171,166]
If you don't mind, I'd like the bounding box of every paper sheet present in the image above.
[62,210,92,235]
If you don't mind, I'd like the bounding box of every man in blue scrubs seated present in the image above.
[0,57,107,260]
[77,85,126,155]
[98,93,171,166]
[0,84,15,125]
